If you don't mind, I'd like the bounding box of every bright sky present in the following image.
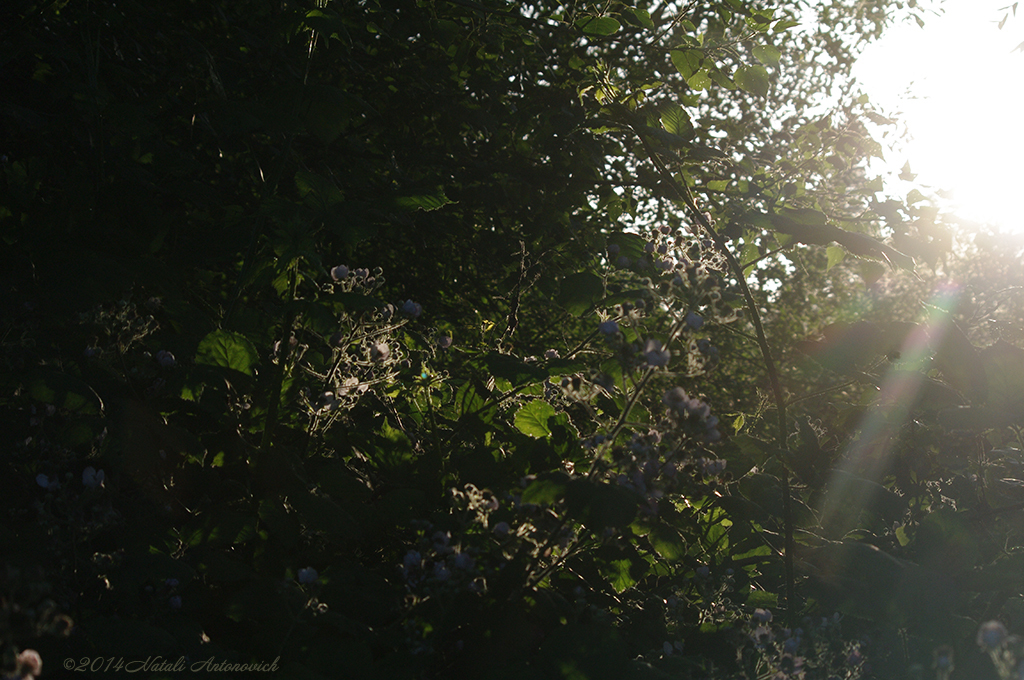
[852,0,1024,233]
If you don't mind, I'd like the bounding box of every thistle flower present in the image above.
[15,649,42,678]
[401,299,423,318]
[82,466,105,489]
[977,620,1008,650]
[370,342,390,362]
[35,474,59,491]
[643,339,670,367]
[403,550,422,571]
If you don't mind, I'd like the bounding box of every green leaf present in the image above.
[196,330,259,376]
[606,232,648,260]
[929,317,987,401]
[906,189,926,205]
[289,487,361,540]
[764,208,832,243]
[746,591,778,608]
[648,523,686,560]
[295,170,343,207]
[709,68,738,90]
[752,44,781,67]
[821,470,907,535]
[522,473,569,505]
[660,105,693,138]
[326,291,385,312]
[300,84,360,143]
[28,370,104,415]
[566,480,637,532]
[631,8,654,29]
[670,50,703,80]
[576,16,620,36]
[981,341,1024,419]
[485,352,548,386]
[895,525,910,547]
[557,272,604,315]
[734,64,770,98]
[394,189,452,211]
[826,245,846,271]
[514,400,557,438]
[772,19,800,32]
[601,558,637,593]
[686,69,712,91]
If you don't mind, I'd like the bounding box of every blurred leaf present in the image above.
[799,540,913,622]
[576,16,620,36]
[928,315,987,403]
[772,19,800,32]
[557,272,604,316]
[686,70,712,91]
[394,188,452,211]
[798,321,916,375]
[746,591,778,608]
[670,50,703,80]
[648,523,686,560]
[981,340,1024,419]
[752,44,781,67]
[566,479,637,532]
[27,369,103,415]
[631,8,654,29]
[606,232,648,260]
[289,488,362,540]
[295,170,343,209]
[522,472,570,505]
[821,470,906,534]
[913,507,979,574]
[734,64,770,98]
[825,245,845,271]
[716,494,768,526]
[485,352,548,386]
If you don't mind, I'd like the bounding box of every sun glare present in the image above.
[853,0,1024,234]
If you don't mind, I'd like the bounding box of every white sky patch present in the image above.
[853,0,1024,233]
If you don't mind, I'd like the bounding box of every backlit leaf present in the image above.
[576,16,620,36]
[752,44,781,67]
[735,64,770,98]
[514,400,557,438]
[196,330,259,376]
[601,558,637,593]
[670,50,703,80]
[661,105,693,138]
[557,272,604,316]
[826,245,846,271]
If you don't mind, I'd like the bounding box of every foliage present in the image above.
[2,0,1024,679]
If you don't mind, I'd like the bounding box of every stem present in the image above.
[628,122,796,615]
[260,263,299,453]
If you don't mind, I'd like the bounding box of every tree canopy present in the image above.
[4,0,1024,678]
